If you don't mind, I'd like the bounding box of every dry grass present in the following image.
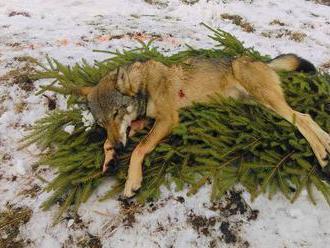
[314,0,330,6]
[261,29,306,42]
[0,56,38,91]
[221,13,255,33]
[269,19,286,26]
[17,184,42,198]
[144,0,169,7]
[0,205,32,248]
[320,60,330,72]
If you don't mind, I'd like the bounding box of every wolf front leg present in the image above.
[123,114,178,198]
[102,139,116,173]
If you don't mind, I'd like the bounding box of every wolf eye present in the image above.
[113,110,119,118]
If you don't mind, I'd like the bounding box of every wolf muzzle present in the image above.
[114,142,124,153]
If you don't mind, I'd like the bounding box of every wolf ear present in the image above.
[117,67,126,81]
[116,67,131,95]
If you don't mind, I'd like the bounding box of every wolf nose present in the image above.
[114,142,124,152]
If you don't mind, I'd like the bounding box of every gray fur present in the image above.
[87,88,147,127]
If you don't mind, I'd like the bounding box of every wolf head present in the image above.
[88,89,138,149]
[77,72,147,151]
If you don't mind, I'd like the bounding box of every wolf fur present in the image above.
[81,54,330,198]
[268,54,316,73]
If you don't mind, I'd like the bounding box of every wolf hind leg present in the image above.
[296,113,330,156]
[232,57,329,167]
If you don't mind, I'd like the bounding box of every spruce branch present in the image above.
[23,27,330,224]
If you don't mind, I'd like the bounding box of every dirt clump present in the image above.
[120,200,142,228]
[8,11,31,18]
[219,221,236,244]
[188,211,217,236]
[0,56,38,91]
[221,13,255,33]
[261,29,306,42]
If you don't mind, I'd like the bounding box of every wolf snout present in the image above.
[114,142,125,153]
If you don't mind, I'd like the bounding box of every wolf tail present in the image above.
[268,54,316,73]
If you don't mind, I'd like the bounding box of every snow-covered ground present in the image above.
[0,0,329,247]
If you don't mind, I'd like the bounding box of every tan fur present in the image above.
[268,54,300,72]
[113,57,329,197]
[75,86,94,96]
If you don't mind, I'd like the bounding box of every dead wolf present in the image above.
[78,54,330,198]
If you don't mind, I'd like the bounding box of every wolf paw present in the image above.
[122,175,142,198]
[315,131,330,168]
[313,142,328,168]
